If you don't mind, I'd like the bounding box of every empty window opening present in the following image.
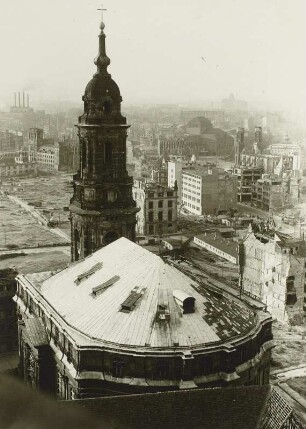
[112,361,125,378]
[104,141,112,163]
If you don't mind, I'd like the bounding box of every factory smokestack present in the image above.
[23,91,25,107]
[18,92,21,107]
[14,93,16,107]
[27,94,30,107]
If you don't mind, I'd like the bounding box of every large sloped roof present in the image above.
[26,238,256,349]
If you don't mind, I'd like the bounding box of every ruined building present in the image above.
[133,179,178,236]
[69,18,138,261]
[241,229,305,324]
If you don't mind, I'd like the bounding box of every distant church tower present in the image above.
[234,127,244,166]
[70,15,139,261]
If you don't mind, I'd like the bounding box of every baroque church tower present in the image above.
[70,17,139,261]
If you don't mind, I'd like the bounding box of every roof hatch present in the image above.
[120,287,146,312]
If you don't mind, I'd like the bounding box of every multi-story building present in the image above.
[133,179,178,236]
[234,127,245,167]
[14,237,273,398]
[0,130,23,152]
[27,127,44,162]
[251,174,290,212]
[0,149,28,165]
[168,160,184,203]
[182,165,237,215]
[0,162,37,178]
[58,139,79,173]
[36,145,59,172]
[233,166,263,203]
[241,229,305,324]
[158,118,234,159]
[150,160,168,186]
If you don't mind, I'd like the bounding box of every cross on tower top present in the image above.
[97,5,107,21]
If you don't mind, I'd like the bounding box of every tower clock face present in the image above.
[106,189,117,202]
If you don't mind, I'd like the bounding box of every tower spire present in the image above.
[94,5,110,76]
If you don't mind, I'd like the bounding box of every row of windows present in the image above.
[185,186,201,191]
[183,175,201,182]
[182,194,201,203]
[148,223,173,234]
[148,200,173,209]
[18,284,75,364]
[79,332,270,378]
[183,186,201,194]
[183,201,201,211]
[148,210,173,222]
[53,325,75,364]
[147,191,174,198]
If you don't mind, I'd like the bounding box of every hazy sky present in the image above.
[0,0,305,113]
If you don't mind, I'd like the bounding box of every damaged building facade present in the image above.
[241,229,305,324]
[133,178,178,236]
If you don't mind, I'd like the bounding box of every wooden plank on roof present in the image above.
[75,262,103,284]
[92,275,120,296]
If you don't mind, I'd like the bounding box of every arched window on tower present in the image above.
[103,100,112,115]
[104,141,112,163]
[81,141,87,174]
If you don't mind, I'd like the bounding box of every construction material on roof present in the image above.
[121,287,146,312]
[92,275,120,296]
[173,289,195,314]
[156,304,171,322]
[75,262,103,284]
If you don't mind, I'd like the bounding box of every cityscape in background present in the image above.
[0,2,305,429]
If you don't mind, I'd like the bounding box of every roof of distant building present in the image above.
[195,233,238,258]
[183,165,226,177]
[186,116,213,132]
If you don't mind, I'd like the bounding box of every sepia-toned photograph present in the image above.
[0,0,305,428]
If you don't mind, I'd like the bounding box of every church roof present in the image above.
[24,238,256,350]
